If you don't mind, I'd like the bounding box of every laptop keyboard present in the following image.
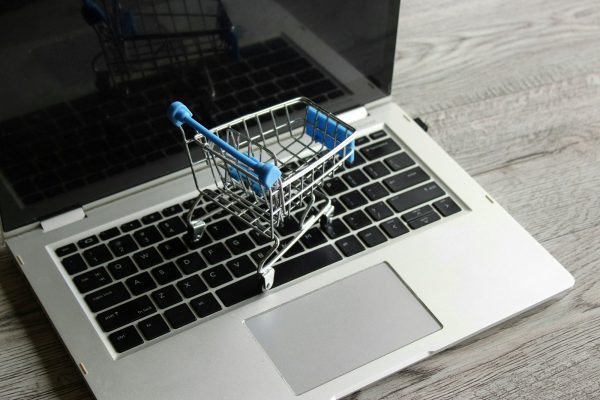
[54,130,461,354]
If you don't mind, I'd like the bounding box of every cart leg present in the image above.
[184,195,207,243]
[261,267,275,291]
[188,218,206,242]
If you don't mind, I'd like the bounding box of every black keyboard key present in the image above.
[250,247,269,265]
[383,167,429,193]
[133,225,163,247]
[331,198,346,216]
[162,204,183,217]
[370,131,386,140]
[133,247,163,269]
[121,220,141,232]
[141,212,162,224]
[85,282,131,312]
[73,267,112,293]
[361,139,400,160]
[83,243,113,266]
[158,237,187,260]
[56,243,77,257]
[347,152,366,168]
[216,274,263,307]
[206,219,236,240]
[273,245,342,287]
[335,236,365,257]
[176,252,206,274]
[151,262,182,285]
[361,182,389,201]
[177,275,208,298]
[408,212,441,229]
[230,216,250,231]
[385,152,415,171]
[99,227,120,241]
[184,231,212,250]
[107,257,137,279]
[202,265,233,288]
[433,197,461,217]
[108,235,138,257]
[62,253,87,275]
[281,238,304,258]
[249,230,271,245]
[380,218,409,238]
[300,227,327,248]
[358,227,388,247]
[125,272,157,295]
[402,205,434,222]
[158,216,187,237]
[226,255,255,277]
[164,303,196,329]
[366,202,394,221]
[343,210,371,230]
[225,233,254,255]
[342,170,369,187]
[190,293,222,318]
[202,243,232,265]
[109,325,144,353]
[340,190,368,209]
[323,177,348,196]
[388,182,445,213]
[77,235,99,249]
[323,219,349,239]
[138,314,170,340]
[276,217,300,237]
[151,285,182,309]
[97,296,156,332]
[355,136,370,146]
[182,198,198,209]
[363,161,391,179]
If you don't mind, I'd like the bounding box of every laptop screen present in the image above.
[0,0,401,231]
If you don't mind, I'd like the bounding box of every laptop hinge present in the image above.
[41,207,86,233]
[338,106,368,125]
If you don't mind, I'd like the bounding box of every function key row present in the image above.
[54,197,203,259]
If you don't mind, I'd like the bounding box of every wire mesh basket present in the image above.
[82,0,238,89]
[168,97,356,290]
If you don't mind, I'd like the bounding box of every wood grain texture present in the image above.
[1,0,599,399]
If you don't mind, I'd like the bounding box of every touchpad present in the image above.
[245,263,441,395]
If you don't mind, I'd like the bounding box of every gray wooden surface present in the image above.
[2,0,600,398]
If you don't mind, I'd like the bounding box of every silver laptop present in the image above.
[0,0,574,399]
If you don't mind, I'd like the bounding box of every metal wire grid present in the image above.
[178,97,356,289]
[84,0,237,87]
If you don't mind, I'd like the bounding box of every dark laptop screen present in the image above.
[0,0,400,231]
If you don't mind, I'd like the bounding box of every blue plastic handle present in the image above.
[305,106,355,163]
[168,101,281,188]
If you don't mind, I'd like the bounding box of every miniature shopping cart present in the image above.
[168,98,356,290]
[82,0,238,89]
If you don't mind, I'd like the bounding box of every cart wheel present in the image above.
[320,214,332,228]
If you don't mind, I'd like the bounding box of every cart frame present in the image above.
[168,97,356,290]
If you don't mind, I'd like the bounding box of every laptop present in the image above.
[0,0,574,399]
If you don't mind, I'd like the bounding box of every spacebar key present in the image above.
[273,245,342,287]
[216,245,343,307]
[216,274,263,307]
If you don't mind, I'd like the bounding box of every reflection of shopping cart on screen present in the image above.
[82,0,238,89]
[168,98,356,290]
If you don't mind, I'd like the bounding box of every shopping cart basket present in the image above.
[168,98,356,290]
[82,0,238,89]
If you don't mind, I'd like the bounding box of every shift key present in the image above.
[97,296,156,332]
